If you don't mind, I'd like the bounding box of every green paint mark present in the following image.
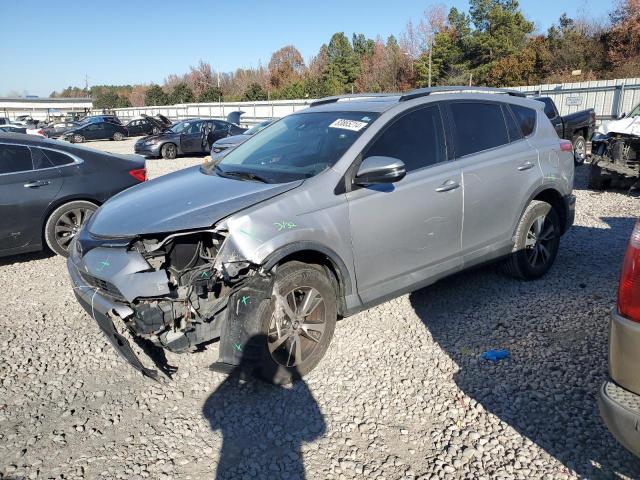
[200,271,210,279]
[97,260,110,272]
[241,295,250,306]
[239,227,260,241]
[233,343,242,352]
[274,221,297,231]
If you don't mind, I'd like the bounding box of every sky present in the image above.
[0,0,612,97]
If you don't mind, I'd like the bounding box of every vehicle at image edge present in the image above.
[61,120,128,143]
[0,117,10,125]
[599,219,640,458]
[211,119,276,159]
[67,86,575,384]
[0,133,146,258]
[535,96,596,165]
[0,125,46,137]
[588,101,640,191]
[125,114,172,137]
[134,117,246,159]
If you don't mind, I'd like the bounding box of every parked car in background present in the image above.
[211,119,275,159]
[535,97,596,165]
[68,87,575,383]
[599,219,640,458]
[0,125,46,136]
[0,133,146,258]
[125,114,172,137]
[0,117,10,125]
[41,121,80,138]
[134,118,245,159]
[61,120,128,143]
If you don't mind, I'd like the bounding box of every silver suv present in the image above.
[68,87,576,383]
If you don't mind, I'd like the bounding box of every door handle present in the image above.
[518,161,535,171]
[435,179,461,192]
[24,180,51,188]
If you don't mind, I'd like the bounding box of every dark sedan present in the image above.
[134,118,245,159]
[41,121,80,138]
[0,133,146,258]
[125,114,172,137]
[211,119,275,159]
[62,120,129,143]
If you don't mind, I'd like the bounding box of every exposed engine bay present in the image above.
[590,133,640,190]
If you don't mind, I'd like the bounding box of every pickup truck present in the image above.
[535,97,596,165]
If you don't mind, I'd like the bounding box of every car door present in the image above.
[0,143,63,252]
[346,104,463,304]
[179,121,204,153]
[445,100,541,266]
[83,123,102,140]
[201,120,216,152]
[128,120,141,136]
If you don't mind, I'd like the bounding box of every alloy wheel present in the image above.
[574,138,586,163]
[268,286,327,367]
[55,208,93,252]
[524,214,556,267]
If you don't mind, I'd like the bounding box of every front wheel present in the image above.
[161,143,177,160]
[502,200,561,280]
[44,200,98,257]
[113,132,125,141]
[253,262,337,384]
[572,134,586,165]
[72,134,84,144]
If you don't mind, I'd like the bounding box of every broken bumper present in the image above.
[599,381,640,458]
[68,258,159,380]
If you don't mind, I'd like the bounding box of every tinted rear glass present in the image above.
[502,104,523,142]
[511,105,537,137]
[43,148,75,166]
[0,144,33,174]
[450,102,509,157]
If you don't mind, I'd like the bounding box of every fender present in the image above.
[514,184,568,237]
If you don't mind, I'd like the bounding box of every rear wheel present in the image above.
[503,200,560,280]
[253,261,337,384]
[572,134,586,165]
[113,131,125,141]
[44,200,98,257]
[161,143,177,160]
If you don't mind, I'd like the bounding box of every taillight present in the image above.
[618,220,640,322]
[129,168,146,182]
[36,129,45,136]
[560,139,573,152]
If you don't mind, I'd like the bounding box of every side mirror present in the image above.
[619,112,627,119]
[354,156,406,186]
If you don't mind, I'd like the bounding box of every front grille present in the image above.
[79,271,125,301]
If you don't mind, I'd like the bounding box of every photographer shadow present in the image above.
[202,334,326,480]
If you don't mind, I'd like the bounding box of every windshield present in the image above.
[208,111,378,183]
[168,120,198,134]
[245,120,273,136]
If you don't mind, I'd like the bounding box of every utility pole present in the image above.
[428,37,432,88]
[84,74,90,97]
[217,68,220,89]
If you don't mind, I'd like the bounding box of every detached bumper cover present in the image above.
[68,257,159,380]
[599,381,640,457]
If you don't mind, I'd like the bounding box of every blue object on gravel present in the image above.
[481,349,510,361]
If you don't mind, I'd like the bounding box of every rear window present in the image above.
[43,148,75,166]
[0,144,33,174]
[502,104,523,142]
[511,105,537,137]
[450,102,509,157]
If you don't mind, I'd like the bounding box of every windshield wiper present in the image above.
[215,167,270,183]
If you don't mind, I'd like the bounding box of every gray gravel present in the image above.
[1,139,639,479]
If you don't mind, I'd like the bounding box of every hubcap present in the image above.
[268,286,326,367]
[574,139,586,161]
[55,208,93,252]
[524,214,555,267]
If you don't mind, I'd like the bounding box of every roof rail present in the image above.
[399,86,526,102]
[309,93,399,108]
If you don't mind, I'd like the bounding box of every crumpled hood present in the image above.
[87,165,302,237]
[137,131,178,143]
[598,116,640,136]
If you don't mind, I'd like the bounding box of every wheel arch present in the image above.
[527,186,568,235]
[41,195,102,244]
[261,242,353,316]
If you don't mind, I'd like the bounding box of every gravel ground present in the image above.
[1,139,639,479]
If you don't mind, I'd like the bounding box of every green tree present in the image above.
[169,83,195,104]
[323,32,360,94]
[145,84,169,106]
[242,83,268,101]
[198,86,223,102]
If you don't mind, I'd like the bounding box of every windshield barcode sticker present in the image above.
[329,119,368,131]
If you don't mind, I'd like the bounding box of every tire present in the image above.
[113,132,125,141]
[502,200,561,280]
[44,200,98,257]
[72,134,84,144]
[161,143,177,160]
[252,261,337,384]
[588,162,612,190]
[572,134,586,165]
[152,127,160,135]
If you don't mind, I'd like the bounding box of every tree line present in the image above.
[50,0,640,108]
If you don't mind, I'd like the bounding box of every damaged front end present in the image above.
[68,224,273,380]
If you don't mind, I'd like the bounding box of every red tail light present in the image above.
[618,220,640,322]
[129,168,146,182]
[560,139,573,152]
[36,129,45,136]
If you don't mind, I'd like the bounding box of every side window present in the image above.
[0,144,33,174]
[43,149,75,167]
[87,124,100,131]
[502,104,523,142]
[511,105,537,137]
[30,147,54,169]
[540,98,556,119]
[365,105,446,172]
[187,121,204,134]
[450,102,509,157]
[214,121,229,131]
